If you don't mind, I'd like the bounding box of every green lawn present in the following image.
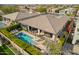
[0,28,42,55]
[0,45,14,55]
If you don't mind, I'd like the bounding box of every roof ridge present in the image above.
[47,14,68,34]
[46,14,56,34]
[15,12,20,21]
[47,14,65,34]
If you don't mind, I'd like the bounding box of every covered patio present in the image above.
[21,24,56,41]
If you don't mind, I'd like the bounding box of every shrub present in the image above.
[35,6,47,13]
[7,24,22,31]
[0,6,19,14]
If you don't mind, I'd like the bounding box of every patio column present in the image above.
[37,29,40,35]
[72,39,76,44]
[51,34,55,41]
[27,26,30,31]
[0,39,2,46]
[3,17,5,21]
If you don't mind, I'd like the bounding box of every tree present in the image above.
[35,6,47,13]
[0,6,19,14]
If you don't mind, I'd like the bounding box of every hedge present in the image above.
[7,24,22,32]
[0,44,14,55]
[0,6,19,14]
[35,6,47,13]
[49,37,65,54]
[0,28,42,55]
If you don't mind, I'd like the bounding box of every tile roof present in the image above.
[2,12,39,21]
[19,13,69,34]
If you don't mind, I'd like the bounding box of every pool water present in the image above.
[16,32,33,45]
[0,21,5,28]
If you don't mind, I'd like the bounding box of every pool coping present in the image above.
[18,30,47,52]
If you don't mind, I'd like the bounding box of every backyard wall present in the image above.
[0,32,29,55]
[10,41,29,55]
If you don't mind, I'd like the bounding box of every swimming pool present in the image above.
[0,21,5,28]
[16,32,34,45]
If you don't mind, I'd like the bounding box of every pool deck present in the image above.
[20,30,47,52]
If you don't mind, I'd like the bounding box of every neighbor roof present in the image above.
[2,12,39,21]
[19,13,69,34]
[72,20,79,44]
[73,45,79,54]
[2,12,18,21]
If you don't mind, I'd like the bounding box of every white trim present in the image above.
[51,34,55,41]
[37,29,40,35]
[6,45,16,55]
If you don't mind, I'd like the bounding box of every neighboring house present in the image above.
[72,44,79,54]
[77,10,79,16]
[17,5,38,13]
[2,12,39,26]
[59,9,66,15]
[17,5,30,13]
[47,7,58,13]
[59,8,76,15]
[2,12,39,22]
[72,19,79,44]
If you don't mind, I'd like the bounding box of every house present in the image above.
[18,13,69,41]
[1,12,71,53]
[2,12,70,41]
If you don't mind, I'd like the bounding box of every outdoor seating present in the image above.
[11,29,19,34]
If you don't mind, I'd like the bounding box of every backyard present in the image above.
[0,23,68,55]
[0,25,42,55]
